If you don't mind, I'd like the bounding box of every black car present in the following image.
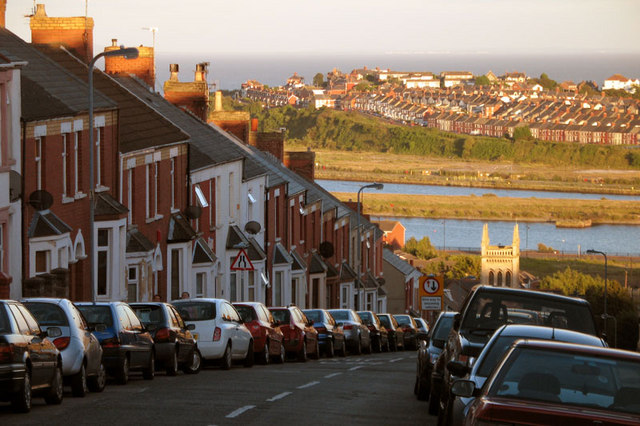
[130,302,201,375]
[0,300,64,412]
[414,311,456,410]
[430,285,599,417]
[393,314,419,350]
[76,302,155,385]
[377,313,404,351]
[357,311,389,352]
[302,309,346,357]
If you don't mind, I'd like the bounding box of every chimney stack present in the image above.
[195,62,208,82]
[0,0,6,28]
[103,38,156,89]
[163,62,210,121]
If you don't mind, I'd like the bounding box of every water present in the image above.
[317,180,640,201]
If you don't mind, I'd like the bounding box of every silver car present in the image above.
[327,309,371,355]
[22,298,106,396]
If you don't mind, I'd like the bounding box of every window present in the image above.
[228,172,235,219]
[170,248,182,301]
[127,266,138,303]
[247,271,255,302]
[97,229,110,296]
[274,271,283,306]
[116,305,133,331]
[291,277,298,306]
[146,163,158,219]
[194,184,208,207]
[247,191,256,221]
[62,133,71,197]
[208,179,215,230]
[35,137,43,190]
[195,272,206,298]
[275,195,281,239]
[74,131,81,193]
[0,224,4,273]
[127,168,133,223]
[340,284,350,309]
[35,250,49,274]
[366,292,374,311]
[229,272,237,302]
[96,126,103,187]
[9,305,31,335]
[170,158,176,210]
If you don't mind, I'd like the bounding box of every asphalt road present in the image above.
[0,350,437,425]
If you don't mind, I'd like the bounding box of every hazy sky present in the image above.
[5,0,640,55]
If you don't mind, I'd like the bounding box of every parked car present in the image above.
[430,285,599,417]
[327,309,371,355]
[413,317,430,343]
[269,306,319,361]
[75,302,155,384]
[357,311,389,352]
[130,302,201,375]
[377,313,404,351]
[415,311,456,407]
[0,300,64,412]
[443,324,607,425]
[23,298,106,396]
[303,309,346,357]
[455,340,640,424]
[172,298,253,369]
[393,314,419,350]
[233,302,285,364]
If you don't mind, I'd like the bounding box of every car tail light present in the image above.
[458,354,469,365]
[315,327,327,334]
[213,327,222,341]
[343,324,353,330]
[155,327,171,342]
[102,336,121,348]
[0,343,12,362]
[53,336,70,350]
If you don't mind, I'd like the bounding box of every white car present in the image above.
[171,298,253,369]
[22,298,106,396]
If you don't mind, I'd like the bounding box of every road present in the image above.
[0,351,436,425]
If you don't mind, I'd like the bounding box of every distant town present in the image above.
[242,68,640,144]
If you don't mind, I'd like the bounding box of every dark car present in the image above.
[234,302,286,364]
[431,285,599,417]
[393,314,419,350]
[456,340,640,424]
[76,302,155,384]
[377,313,404,351]
[357,311,389,352]
[413,317,430,343]
[303,309,346,357]
[0,300,64,413]
[415,311,456,408]
[268,306,319,361]
[130,302,201,375]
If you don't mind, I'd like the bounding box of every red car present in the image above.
[455,339,640,425]
[268,306,319,362]
[233,302,285,364]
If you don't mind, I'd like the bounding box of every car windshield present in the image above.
[461,292,596,336]
[172,302,216,321]
[76,305,113,327]
[234,305,256,322]
[329,311,349,321]
[395,315,412,326]
[490,347,640,415]
[0,307,9,333]
[378,315,391,328]
[303,310,323,322]
[270,309,290,324]
[432,315,454,341]
[131,305,163,325]
[23,302,69,327]
[358,312,373,322]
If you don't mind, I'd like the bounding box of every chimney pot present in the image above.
[169,63,179,81]
[35,4,47,17]
[111,39,118,47]
[214,91,223,112]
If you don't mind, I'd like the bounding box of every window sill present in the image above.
[171,208,181,214]
[61,196,75,204]
[74,192,87,200]
[145,214,164,224]
[95,185,110,193]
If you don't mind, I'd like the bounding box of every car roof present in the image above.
[471,285,590,305]
[75,301,121,306]
[171,298,222,304]
[512,339,640,361]
[232,302,265,308]
[495,325,605,346]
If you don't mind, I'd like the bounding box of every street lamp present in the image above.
[88,46,139,302]
[586,249,608,342]
[356,182,384,310]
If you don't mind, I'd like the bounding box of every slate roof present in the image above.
[383,248,418,277]
[273,243,293,265]
[0,28,115,121]
[340,261,357,281]
[365,272,379,289]
[247,237,266,261]
[28,210,72,238]
[309,252,328,274]
[193,238,217,264]
[167,213,197,243]
[290,250,307,272]
[94,192,128,217]
[226,225,250,249]
[126,227,154,253]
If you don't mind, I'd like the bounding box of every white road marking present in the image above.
[137,387,148,393]
[225,405,256,418]
[389,357,404,363]
[266,391,292,402]
[324,372,342,379]
[349,366,363,371]
[297,381,320,389]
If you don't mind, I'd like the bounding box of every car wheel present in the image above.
[166,347,179,376]
[326,339,334,358]
[353,337,362,355]
[116,355,129,385]
[428,388,439,415]
[221,342,232,370]
[311,339,320,360]
[273,342,285,364]
[44,365,64,405]
[339,339,347,357]
[244,341,254,368]
[11,369,31,413]
[260,340,270,365]
[417,376,429,401]
[143,352,155,380]
[391,337,398,352]
[71,363,88,397]
[183,349,202,375]
[298,339,308,362]
[88,360,106,392]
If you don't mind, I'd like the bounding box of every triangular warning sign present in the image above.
[230,248,254,271]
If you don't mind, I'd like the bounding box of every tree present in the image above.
[355,81,373,92]
[404,237,437,260]
[537,73,557,90]
[513,126,533,141]
[475,75,491,86]
[313,73,324,87]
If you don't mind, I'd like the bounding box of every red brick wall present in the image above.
[164,91,208,121]
[211,120,248,142]
[254,132,284,161]
[284,151,315,181]
[30,6,94,63]
[104,46,155,88]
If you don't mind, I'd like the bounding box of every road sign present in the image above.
[421,297,442,310]
[230,248,254,271]
[419,275,443,311]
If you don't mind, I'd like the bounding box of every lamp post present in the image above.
[88,46,139,302]
[356,182,384,310]
[586,249,608,342]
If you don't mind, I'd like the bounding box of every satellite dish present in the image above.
[244,221,261,235]
[318,241,334,259]
[28,190,53,211]
[377,278,386,285]
[184,205,202,220]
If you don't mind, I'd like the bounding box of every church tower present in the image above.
[480,223,520,287]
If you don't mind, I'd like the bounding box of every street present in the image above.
[0,351,435,425]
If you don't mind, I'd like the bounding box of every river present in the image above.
[317,180,640,255]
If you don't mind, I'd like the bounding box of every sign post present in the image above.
[419,275,443,311]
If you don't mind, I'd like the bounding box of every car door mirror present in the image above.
[186,324,195,331]
[46,326,62,338]
[453,313,461,331]
[451,379,477,398]
[447,360,471,377]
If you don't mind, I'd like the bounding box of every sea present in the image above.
[154,52,640,91]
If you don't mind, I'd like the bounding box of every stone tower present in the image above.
[480,223,520,287]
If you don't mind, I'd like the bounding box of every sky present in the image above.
[5,0,640,56]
